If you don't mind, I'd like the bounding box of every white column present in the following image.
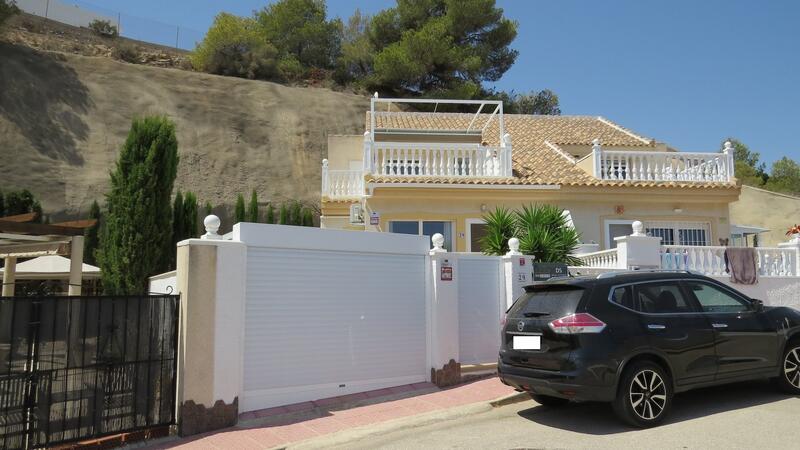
[175,216,246,435]
[502,238,533,309]
[592,138,602,178]
[723,140,735,181]
[428,233,460,385]
[363,131,373,173]
[615,220,662,270]
[68,235,85,296]
[2,256,17,296]
[321,159,329,197]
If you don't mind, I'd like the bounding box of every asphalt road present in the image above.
[314,380,800,450]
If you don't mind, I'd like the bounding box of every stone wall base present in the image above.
[431,359,461,387]
[179,397,238,436]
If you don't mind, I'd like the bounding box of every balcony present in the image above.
[364,140,512,178]
[587,140,735,183]
[321,163,363,199]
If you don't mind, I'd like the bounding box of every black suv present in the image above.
[497,271,800,427]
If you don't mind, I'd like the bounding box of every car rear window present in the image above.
[508,287,585,319]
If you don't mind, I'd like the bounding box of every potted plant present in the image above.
[787,224,800,243]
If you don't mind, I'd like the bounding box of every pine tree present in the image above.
[99,116,179,295]
[247,189,259,222]
[183,192,199,237]
[266,203,275,224]
[234,193,246,223]
[278,203,289,225]
[84,200,101,266]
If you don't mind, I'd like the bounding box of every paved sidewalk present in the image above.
[155,377,516,449]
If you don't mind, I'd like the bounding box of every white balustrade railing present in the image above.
[596,150,733,183]
[660,245,798,277]
[578,249,621,268]
[365,141,512,178]
[321,163,363,199]
[589,139,735,184]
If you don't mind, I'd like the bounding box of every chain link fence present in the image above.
[15,0,204,50]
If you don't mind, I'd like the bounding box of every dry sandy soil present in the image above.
[0,35,368,219]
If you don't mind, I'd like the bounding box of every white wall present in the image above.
[17,0,117,29]
[148,270,176,295]
[712,276,800,310]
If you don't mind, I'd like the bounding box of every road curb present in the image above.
[286,392,529,449]
[489,391,530,407]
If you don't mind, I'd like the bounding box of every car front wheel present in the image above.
[613,361,672,428]
[777,342,800,394]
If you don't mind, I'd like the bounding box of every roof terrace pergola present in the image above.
[0,213,95,296]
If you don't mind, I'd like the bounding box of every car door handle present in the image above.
[712,323,728,329]
[647,324,667,330]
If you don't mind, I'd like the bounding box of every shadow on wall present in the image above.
[0,42,91,165]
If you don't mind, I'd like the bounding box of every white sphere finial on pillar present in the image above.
[631,220,645,236]
[202,214,222,240]
[506,237,521,255]
[724,140,733,152]
[431,233,446,253]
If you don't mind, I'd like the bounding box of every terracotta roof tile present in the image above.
[364,112,737,190]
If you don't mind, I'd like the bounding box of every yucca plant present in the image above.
[480,204,583,265]
[479,207,517,255]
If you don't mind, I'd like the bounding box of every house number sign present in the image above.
[441,266,453,281]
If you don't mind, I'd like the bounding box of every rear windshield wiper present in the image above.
[523,311,550,317]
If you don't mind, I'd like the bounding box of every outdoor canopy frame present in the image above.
[369,97,505,143]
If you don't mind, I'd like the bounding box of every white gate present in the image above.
[457,255,504,365]
[237,224,429,411]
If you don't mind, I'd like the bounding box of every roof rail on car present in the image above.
[595,269,704,280]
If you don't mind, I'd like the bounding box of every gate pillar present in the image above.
[175,215,246,436]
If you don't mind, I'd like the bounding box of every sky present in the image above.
[86,0,799,166]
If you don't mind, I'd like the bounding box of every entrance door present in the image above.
[606,221,633,249]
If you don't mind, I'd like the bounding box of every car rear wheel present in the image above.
[776,342,800,395]
[613,361,672,428]
[530,393,570,407]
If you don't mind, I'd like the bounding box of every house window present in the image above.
[645,221,710,246]
[466,219,488,252]
[389,220,453,250]
[605,220,711,248]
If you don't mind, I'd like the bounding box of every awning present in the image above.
[0,255,101,279]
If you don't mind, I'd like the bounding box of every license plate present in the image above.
[513,335,541,350]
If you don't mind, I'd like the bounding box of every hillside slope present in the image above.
[0,42,369,218]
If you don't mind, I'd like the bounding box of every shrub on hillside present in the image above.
[0,0,19,28]
[89,19,119,38]
[112,43,139,63]
[192,13,279,80]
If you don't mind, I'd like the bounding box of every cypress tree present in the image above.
[247,189,259,223]
[84,200,101,266]
[278,203,289,225]
[290,202,302,226]
[302,208,314,227]
[204,201,213,216]
[183,191,198,237]
[99,116,179,295]
[172,190,185,245]
[0,189,4,217]
[234,193,246,223]
[266,203,275,224]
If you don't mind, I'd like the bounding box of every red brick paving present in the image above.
[159,376,515,449]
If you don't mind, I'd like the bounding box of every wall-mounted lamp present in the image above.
[480,204,487,212]
[673,208,683,214]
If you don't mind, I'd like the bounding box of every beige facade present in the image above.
[730,185,800,246]
[321,103,740,252]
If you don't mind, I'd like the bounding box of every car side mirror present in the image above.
[750,299,764,312]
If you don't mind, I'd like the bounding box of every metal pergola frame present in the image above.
[369,97,505,143]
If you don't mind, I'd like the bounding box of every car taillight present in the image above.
[548,313,606,334]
